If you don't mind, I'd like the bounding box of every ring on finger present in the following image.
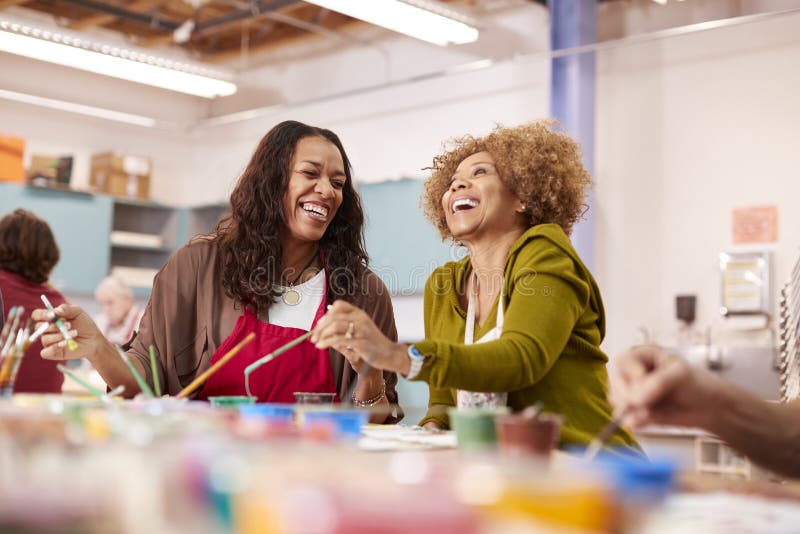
[345,321,355,340]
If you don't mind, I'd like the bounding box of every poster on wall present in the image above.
[732,205,778,244]
[719,251,771,316]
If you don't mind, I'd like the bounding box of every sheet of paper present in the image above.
[359,424,457,451]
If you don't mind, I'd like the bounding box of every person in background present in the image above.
[0,209,65,393]
[614,345,800,477]
[314,121,639,453]
[94,276,143,346]
[35,121,401,422]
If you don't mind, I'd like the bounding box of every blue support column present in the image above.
[550,0,597,271]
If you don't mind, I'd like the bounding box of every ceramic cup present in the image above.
[495,412,563,457]
[448,407,510,451]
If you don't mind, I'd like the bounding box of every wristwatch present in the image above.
[406,344,425,379]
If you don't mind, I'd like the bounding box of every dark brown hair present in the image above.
[423,120,591,239]
[0,209,60,283]
[213,120,369,313]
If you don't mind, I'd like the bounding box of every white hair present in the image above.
[95,276,133,301]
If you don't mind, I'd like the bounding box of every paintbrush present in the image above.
[57,364,106,402]
[584,412,627,461]
[243,331,311,397]
[178,332,256,398]
[1,307,22,358]
[40,295,78,351]
[0,328,25,385]
[115,346,154,398]
[149,345,162,397]
[0,306,17,350]
[26,318,54,346]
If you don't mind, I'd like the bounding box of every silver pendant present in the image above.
[282,288,302,306]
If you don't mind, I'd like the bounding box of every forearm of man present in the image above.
[706,381,800,477]
[86,340,146,398]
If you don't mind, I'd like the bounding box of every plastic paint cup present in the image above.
[448,407,510,451]
[238,403,295,422]
[209,396,256,408]
[301,409,368,439]
[293,392,335,405]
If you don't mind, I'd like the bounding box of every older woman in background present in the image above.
[0,209,65,393]
[315,121,639,453]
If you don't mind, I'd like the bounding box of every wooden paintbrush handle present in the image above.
[177,332,256,399]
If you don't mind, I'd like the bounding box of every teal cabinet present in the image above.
[0,183,112,293]
[0,183,228,296]
[359,179,461,294]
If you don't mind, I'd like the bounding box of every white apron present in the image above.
[456,273,509,409]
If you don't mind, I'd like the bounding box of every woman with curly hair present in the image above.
[314,121,639,451]
[36,121,401,422]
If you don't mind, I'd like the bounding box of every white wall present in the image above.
[182,2,552,205]
[595,10,800,359]
[0,52,203,202]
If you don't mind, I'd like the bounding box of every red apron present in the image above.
[196,278,336,403]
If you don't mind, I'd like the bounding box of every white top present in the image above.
[457,273,508,409]
[270,269,326,331]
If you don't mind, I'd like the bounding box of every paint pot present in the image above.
[301,409,368,439]
[293,392,335,405]
[448,407,509,451]
[495,412,563,457]
[238,403,295,422]
[209,396,256,408]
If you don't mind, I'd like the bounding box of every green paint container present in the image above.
[209,395,256,408]
[448,407,510,451]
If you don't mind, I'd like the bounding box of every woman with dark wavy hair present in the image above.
[35,121,401,422]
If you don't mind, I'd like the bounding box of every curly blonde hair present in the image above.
[422,120,591,239]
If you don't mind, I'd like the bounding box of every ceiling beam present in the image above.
[58,0,179,32]
[0,0,28,9]
[67,0,165,30]
[194,0,299,32]
[136,0,298,48]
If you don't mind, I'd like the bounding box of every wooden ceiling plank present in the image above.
[138,0,299,48]
[203,17,362,64]
[0,0,29,9]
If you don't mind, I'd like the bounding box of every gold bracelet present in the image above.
[352,380,386,407]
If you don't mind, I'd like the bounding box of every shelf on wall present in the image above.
[1,182,229,297]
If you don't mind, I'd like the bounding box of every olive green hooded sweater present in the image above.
[413,224,640,453]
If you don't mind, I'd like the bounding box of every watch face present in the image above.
[408,345,423,359]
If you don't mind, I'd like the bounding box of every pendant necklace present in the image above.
[281,249,319,306]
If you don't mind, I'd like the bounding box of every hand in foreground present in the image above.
[32,304,107,362]
[311,300,410,375]
[613,345,720,430]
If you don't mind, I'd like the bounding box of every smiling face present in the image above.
[441,151,525,242]
[281,136,346,246]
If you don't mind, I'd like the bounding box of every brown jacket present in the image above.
[127,236,403,422]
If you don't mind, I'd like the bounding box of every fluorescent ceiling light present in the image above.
[0,18,236,98]
[303,0,479,46]
[0,88,163,128]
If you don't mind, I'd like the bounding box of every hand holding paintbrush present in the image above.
[32,303,102,361]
